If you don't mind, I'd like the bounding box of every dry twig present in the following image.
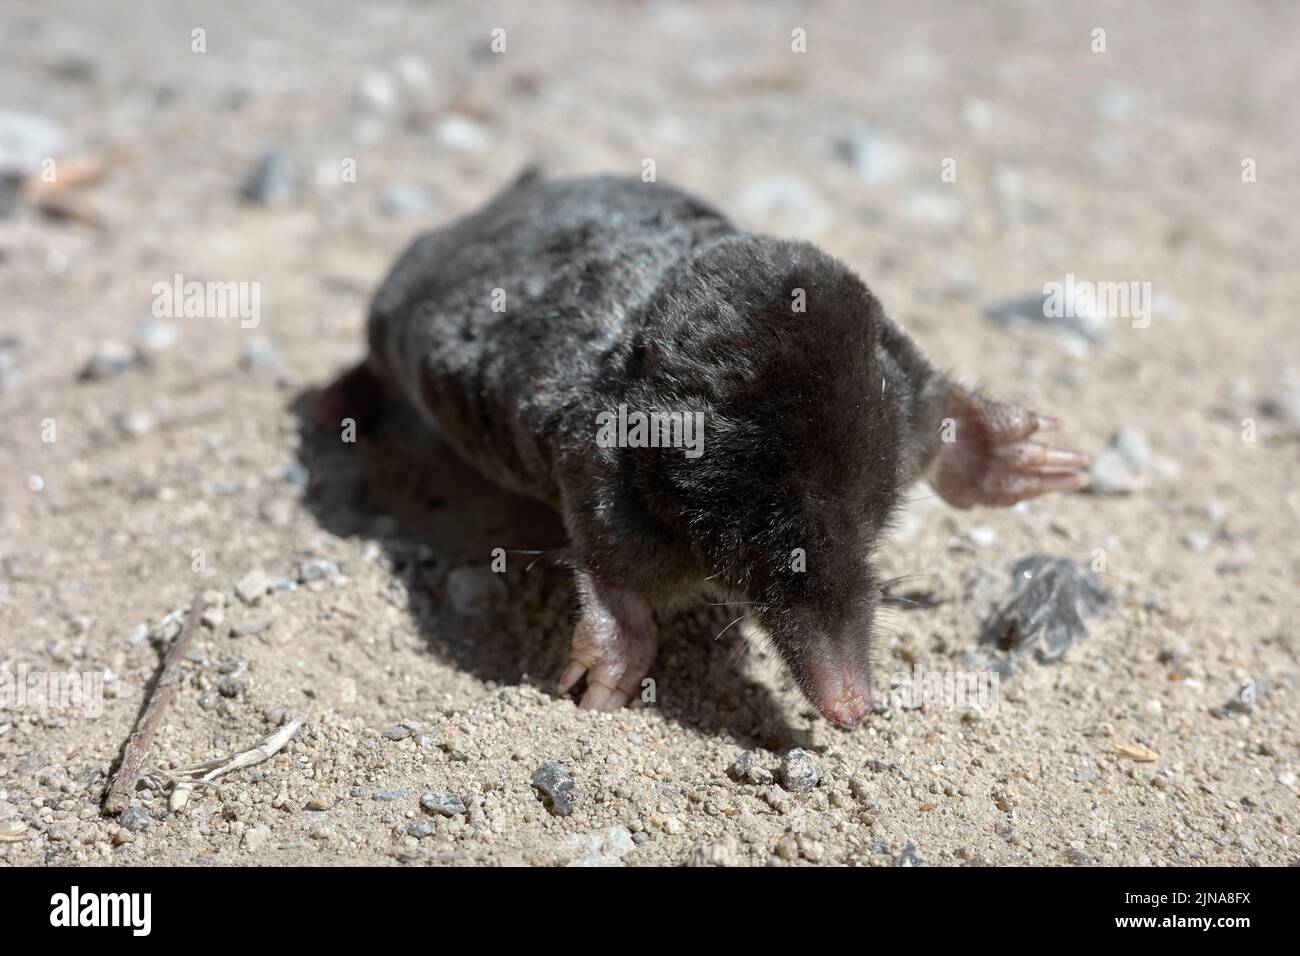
[102,592,204,815]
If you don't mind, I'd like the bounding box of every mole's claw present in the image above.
[993,441,1091,472]
[579,682,630,712]
[557,659,588,695]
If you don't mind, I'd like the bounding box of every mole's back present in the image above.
[366,174,733,497]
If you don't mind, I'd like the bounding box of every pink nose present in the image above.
[803,645,874,728]
[818,692,872,728]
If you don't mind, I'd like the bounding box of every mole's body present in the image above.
[318,172,1089,726]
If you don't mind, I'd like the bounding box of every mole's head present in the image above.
[628,236,909,726]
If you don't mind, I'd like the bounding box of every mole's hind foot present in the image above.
[310,360,386,432]
[557,574,658,712]
[932,390,1090,508]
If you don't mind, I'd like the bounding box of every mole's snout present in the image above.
[799,642,875,728]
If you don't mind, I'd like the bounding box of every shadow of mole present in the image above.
[291,388,806,747]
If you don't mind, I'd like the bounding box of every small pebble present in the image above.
[130,319,178,356]
[435,115,490,152]
[894,844,923,867]
[79,341,136,381]
[231,618,271,638]
[1088,428,1152,494]
[532,761,577,816]
[240,150,299,206]
[234,569,271,605]
[780,749,823,793]
[118,805,152,832]
[420,792,466,816]
[379,183,435,218]
[235,826,269,851]
[298,559,340,583]
[239,336,278,372]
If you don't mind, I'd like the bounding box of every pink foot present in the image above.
[932,390,1090,508]
[557,574,658,712]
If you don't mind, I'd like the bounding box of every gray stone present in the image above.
[780,749,823,793]
[729,750,771,785]
[80,341,137,381]
[566,826,636,866]
[217,676,248,698]
[985,288,1107,345]
[1261,388,1300,430]
[129,319,178,356]
[115,410,156,438]
[406,818,434,839]
[230,618,271,638]
[234,569,271,605]
[239,336,278,372]
[241,825,271,850]
[687,837,739,867]
[834,127,905,184]
[280,462,310,488]
[981,555,1116,663]
[435,115,490,152]
[356,69,400,114]
[532,761,577,816]
[894,843,923,867]
[239,150,299,206]
[118,805,152,832]
[382,724,412,741]
[0,110,65,175]
[297,559,340,583]
[420,792,466,816]
[378,183,435,218]
[1088,428,1152,494]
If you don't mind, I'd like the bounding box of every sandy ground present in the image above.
[1,0,1297,867]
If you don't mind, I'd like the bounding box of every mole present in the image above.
[313,170,1090,727]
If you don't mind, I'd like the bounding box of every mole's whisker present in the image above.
[714,615,744,641]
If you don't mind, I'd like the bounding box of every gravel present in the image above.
[531,762,578,816]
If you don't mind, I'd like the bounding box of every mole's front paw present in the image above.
[932,390,1090,508]
[557,576,658,712]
